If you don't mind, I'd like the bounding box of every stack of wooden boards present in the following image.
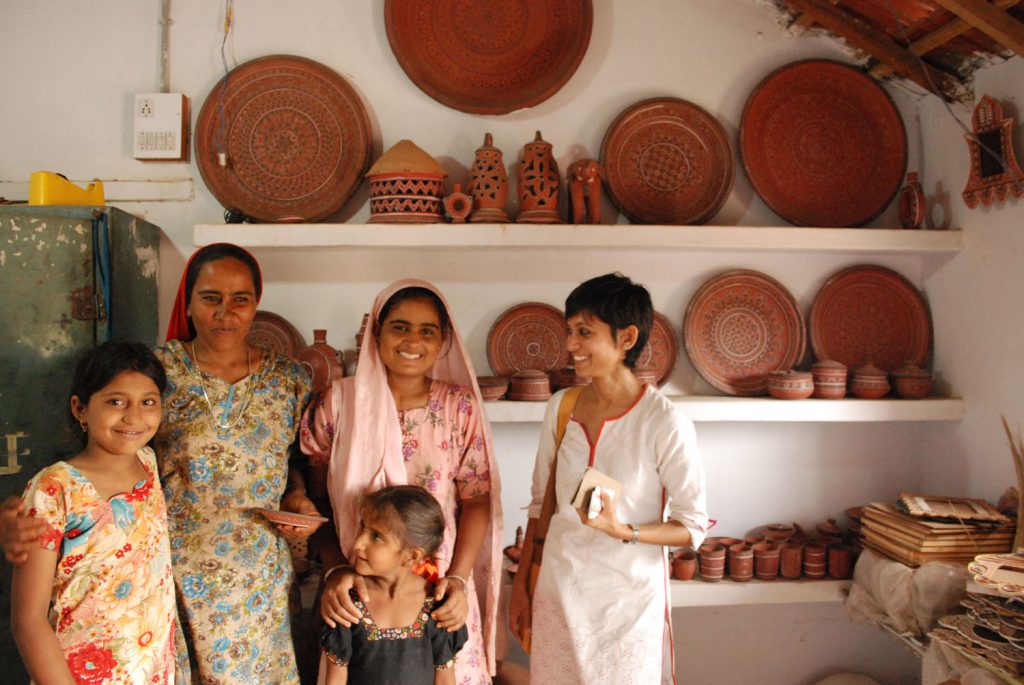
[861,500,1015,567]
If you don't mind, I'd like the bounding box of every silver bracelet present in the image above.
[323,564,351,582]
[446,574,469,591]
[622,523,640,544]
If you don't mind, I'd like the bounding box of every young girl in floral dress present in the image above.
[11,339,178,684]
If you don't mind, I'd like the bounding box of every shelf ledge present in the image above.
[485,397,965,423]
[194,223,963,255]
[671,578,850,607]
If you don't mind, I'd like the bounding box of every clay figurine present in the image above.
[566,158,605,224]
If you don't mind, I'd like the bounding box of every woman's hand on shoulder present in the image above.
[320,566,366,628]
[431,575,469,632]
[275,489,324,540]
[1,496,49,564]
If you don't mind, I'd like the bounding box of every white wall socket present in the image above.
[133,93,189,161]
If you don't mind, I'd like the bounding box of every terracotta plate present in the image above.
[602,98,734,225]
[683,270,806,396]
[635,311,678,387]
[487,303,570,377]
[247,310,305,359]
[253,508,328,529]
[195,55,372,222]
[384,0,592,115]
[809,265,931,372]
[740,59,907,227]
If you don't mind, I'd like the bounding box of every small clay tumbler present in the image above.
[699,544,726,582]
[811,359,847,399]
[803,542,827,579]
[728,543,753,582]
[752,542,780,580]
[828,544,854,580]
[672,549,698,581]
[780,542,804,579]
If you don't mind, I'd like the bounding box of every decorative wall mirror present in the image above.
[962,95,1024,208]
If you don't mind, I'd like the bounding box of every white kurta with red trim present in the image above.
[527,385,708,685]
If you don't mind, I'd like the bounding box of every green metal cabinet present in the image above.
[0,205,160,678]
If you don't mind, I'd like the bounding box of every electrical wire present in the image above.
[214,0,235,163]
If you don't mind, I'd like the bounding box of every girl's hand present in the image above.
[1,496,49,564]
[431,576,469,631]
[275,490,324,540]
[507,577,531,642]
[320,567,367,628]
[579,490,629,541]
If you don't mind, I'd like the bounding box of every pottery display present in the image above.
[507,369,552,401]
[672,548,698,581]
[850,362,891,399]
[247,310,305,357]
[765,523,795,542]
[517,131,560,223]
[295,329,345,394]
[803,542,827,579]
[487,302,571,377]
[767,370,814,400]
[549,366,590,391]
[699,544,726,582]
[898,172,926,229]
[828,544,854,580]
[566,159,604,224]
[811,359,847,399]
[634,311,678,387]
[780,542,803,579]
[443,183,473,223]
[752,542,780,580]
[728,543,753,582]
[468,133,510,223]
[367,139,446,223]
[891,363,934,399]
[477,376,510,402]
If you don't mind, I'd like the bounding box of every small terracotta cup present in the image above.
[803,542,827,579]
[699,544,726,582]
[728,543,753,582]
[671,548,698,581]
[811,359,847,399]
[828,544,854,579]
[752,542,780,580]
[767,370,814,400]
[780,542,804,579]
[850,362,891,399]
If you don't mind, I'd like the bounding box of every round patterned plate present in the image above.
[635,311,678,387]
[740,59,907,227]
[384,0,593,115]
[195,55,372,222]
[487,303,570,377]
[602,97,734,225]
[683,270,806,396]
[809,265,931,372]
[247,310,305,358]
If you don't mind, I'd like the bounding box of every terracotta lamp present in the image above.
[367,139,446,223]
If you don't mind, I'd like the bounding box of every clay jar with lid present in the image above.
[765,523,795,543]
[803,542,827,579]
[828,544,854,579]
[850,362,891,399]
[811,359,847,399]
[550,366,590,391]
[508,370,551,401]
[728,543,754,582]
[767,370,814,400]
[698,544,725,582]
[671,548,698,581]
[891,363,934,399]
[780,542,804,579]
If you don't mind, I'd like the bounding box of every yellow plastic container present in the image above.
[28,171,105,206]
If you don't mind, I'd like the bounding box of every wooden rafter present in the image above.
[930,0,1024,55]
[870,0,1021,78]
[782,0,965,99]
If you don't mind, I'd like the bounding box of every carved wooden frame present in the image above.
[963,95,1024,208]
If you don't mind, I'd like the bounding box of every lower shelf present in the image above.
[931,634,1023,685]
[670,578,850,607]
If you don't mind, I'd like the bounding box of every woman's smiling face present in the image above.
[376,297,444,380]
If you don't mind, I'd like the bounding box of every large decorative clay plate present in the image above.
[740,59,907,227]
[809,265,931,372]
[247,311,305,359]
[683,270,806,396]
[635,311,678,387]
[384,0,592,114]
[602,98,734,225]
[487,303,570,377]
[195,55,372,222]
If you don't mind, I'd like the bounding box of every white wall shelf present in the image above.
[484,397,965,424]
[194,223,963,256]
[671,578,850,607]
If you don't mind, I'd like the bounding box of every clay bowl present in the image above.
[891,363,933,399]
[767,370,814,400]
[507,369,552,401]
[477,375,509,401]
[850,363,890,399]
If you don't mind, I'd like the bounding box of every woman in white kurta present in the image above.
[509,273,708,685]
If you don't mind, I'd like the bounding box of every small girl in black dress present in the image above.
[321,485,467,685]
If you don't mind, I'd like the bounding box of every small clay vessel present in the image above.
[765,523,795,542]
[295,329,345,394]
[517,131,560,223]
[698,544,725,582]
[468,133,510,223]
[803,541,827,579]
[898,172,926,229]
[828,544,854,579]
[780,542,804,579]
[850,362,890,399]
[767,370,814,400]
[811,359,847,399]
[728,543,753,582]
[443,183,473,223]
[752,542,780,580]
[891,363,933,399]
[672,548,698,581]
[508,369,551,401]
[477,375,510,401]
[549,366,591,391]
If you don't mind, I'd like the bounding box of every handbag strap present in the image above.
[534,386,584,542]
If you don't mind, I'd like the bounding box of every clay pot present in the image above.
[728,543,754,582]
[767,370,814,400]
[443,183,473,223]
[891,363,933,399]
[752,542,780,580]
[828,544,854,579]
[698,544,726,582]
[717,537,743,550]
[517,131,560,224]
[765,523,795,542]
[508,370,551,401]
[744,534,766,546]
[366,139,446,224]
[780,542,804,579]
[816,518,843,543]
[468,133,510,223]
[295,329,345,394]
[811,359,847,399]
[803,542,827,579]
[672,548,698,581]
[850,362,890,399]
[549,366,591,391]
[477,376,509,401]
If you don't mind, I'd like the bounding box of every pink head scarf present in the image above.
[325,279,503,674]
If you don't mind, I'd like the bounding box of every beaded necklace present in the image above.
[190,340,256,434]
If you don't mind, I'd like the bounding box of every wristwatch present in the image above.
[623,523,640,544]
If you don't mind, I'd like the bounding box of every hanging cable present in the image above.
[214,0,234,167]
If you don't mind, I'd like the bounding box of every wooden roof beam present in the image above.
[782,0,965,99]
[930,0,1024,56]
[870,0,1021,78]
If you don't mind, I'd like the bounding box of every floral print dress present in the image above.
[154,340,311,685]
[21,446,177,685]
[302,379,493,685]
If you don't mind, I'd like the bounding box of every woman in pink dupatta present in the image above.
[300,279,502,684]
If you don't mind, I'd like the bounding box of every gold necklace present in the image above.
[190,341,256,434]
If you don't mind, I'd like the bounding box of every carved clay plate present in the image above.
[969,554,1024,597]
[809,265,931,372]
[487,303,570,377]
[683,270,806,396]
[602,97,734,225]
[384,0,592,114]
[195,55,372,222]
[247,310,305,359]
[635,311,678,387]
[740,59,907,227]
